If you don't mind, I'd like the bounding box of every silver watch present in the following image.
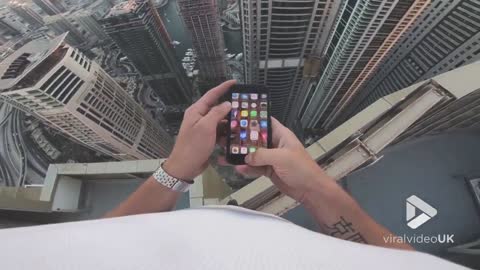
[152,162,193,192]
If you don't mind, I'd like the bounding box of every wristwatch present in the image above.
[152,162,193,192]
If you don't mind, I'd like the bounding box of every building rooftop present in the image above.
[105,1,140,18]
[0,34,67,91]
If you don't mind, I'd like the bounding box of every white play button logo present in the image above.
[406,195,437,229]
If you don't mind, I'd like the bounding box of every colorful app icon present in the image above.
[240,130,247,140]
[231,109,239,118]
[249,147,257,153]
[260,102,268,108]
[260,120,268,128]
[231,146,239,154]
[240,147,248,154]
[232,101,239,109]
[240,119,248,127]
[232,93,239,99]
[260,111,267,118]
[241,94,249,100]
[261,94,267,99]
[250,131,259,141]
[250,110,257,117]
[250,94,258,100]
[250,120,258,128]
[251,103,257,108]
[241,110,248,117]
[241,102,249,109]
[231,120,238,128]
[261,131,268,142]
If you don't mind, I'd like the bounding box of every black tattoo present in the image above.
[324,216,367,244]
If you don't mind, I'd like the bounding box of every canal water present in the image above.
[158,0,243,60]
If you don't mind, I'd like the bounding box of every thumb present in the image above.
[245,148,287,167]
[202,101,231,124]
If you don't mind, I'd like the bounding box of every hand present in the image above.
[235,118,333,202]
[163,80,236,180]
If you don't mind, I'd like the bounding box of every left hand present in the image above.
[163,80,236,180]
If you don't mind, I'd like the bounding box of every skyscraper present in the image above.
[342,0,480,121]
[101,0,193,106]
[0,34,174,160]
[241,0,343,122]
[32,0,66,16]
[300,0,431,131]
[8,1,45,29]
[67,9,110,43]
[44,14,89,47]
[178,0,229,94]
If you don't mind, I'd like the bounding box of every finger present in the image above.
[270,117,285,146]
[199,101,231,127]
[216,155,230,166]
[235,165,267,178]
[245,148,287,167]
[194,80,236,115]
[271,117,302,148]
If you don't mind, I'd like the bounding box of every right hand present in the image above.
[235,118,333,202]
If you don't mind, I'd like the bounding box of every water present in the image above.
[158,0,243,60]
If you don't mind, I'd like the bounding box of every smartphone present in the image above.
[226,84,272,165]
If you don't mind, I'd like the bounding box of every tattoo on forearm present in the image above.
[324,216,367,244]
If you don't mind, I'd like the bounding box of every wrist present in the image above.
[302,176,340,207]
[162,158,196,181]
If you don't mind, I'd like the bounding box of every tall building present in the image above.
[178,0,229,94]
[32,0,67,16]
[343,0,480,121]
[67,9,110,43]
[0,6,30,35]
[241,0,343,122]
[0,34,174,160]
[44,14,88,47]
[300,0,431,131]
[101,0,193,106]
[8,1,45,29]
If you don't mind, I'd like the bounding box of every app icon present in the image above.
[240,119,248,127]
[261,131,268,142]
[241,94,249,100]
[251,103,257,108]
[261,94,267,99]
[250,110,257,117]
[231,146,239,154]
[241,110,248,117]
[240,130,247,140]
[232,93,239,99]
[241,102,249,109]
[249,147,257,153]
[232,101,239,109]
[231,109,239,118]
[260,120,268,128]
[231,120,238,128]
[250,120,258,128]
[250,131,259,141]
[240,147,248,154]
[260,102,268,108]
[260,111,267,118]
[250,94,258,100]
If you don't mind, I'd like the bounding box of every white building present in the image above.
[0,34,174,160]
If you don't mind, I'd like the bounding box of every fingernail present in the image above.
[223,101,231,107]
[245,154,251,163]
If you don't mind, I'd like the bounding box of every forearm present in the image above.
[104,177,180,218]
[303,178,413,250]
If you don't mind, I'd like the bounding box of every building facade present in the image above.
[241,0,343,122]
[101,0,193,106]
[300,0,430,131]
[0,35,174,160]
[8,1,45,29]
[32,0,67,16]
[67,9,110,43]
[0,6,30,35]
[343,0,480,121]
[178,0,229,94]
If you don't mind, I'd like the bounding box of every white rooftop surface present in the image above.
[0,34,67,91]
[106,1,139,18]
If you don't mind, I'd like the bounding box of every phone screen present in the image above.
[229,92,269,156]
